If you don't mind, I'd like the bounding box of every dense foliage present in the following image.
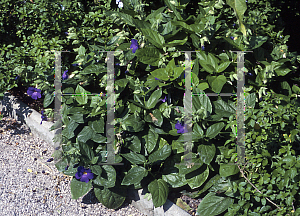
[1,0,300,215]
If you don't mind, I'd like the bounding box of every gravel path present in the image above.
[0,116,145,216]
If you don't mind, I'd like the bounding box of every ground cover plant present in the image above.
[1,0,300,215]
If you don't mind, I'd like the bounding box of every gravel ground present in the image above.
[0,116,145,216]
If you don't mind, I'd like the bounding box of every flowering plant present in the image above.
[1,0,300,215]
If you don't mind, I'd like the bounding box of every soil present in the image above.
[4,83,202,215]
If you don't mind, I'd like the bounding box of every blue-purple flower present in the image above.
[75,166,94,183]
[125,70,129,74]
[62,70,68,80]
[175,120,188,134]
[65,165,69,171]
[15,76,19,80]
[201,46,205,51]
[160,96,167,102]
[130,39,139,53]
[64,32,69,35]
[230,36,234,40]
[72,63,79,66]
[155,77,160,80]
[27,87,41,100]
[40,110,47,125]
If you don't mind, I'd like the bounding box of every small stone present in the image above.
[53,176,57,180]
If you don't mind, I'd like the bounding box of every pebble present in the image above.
[0,116,146,215]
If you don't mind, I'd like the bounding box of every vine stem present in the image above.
[237,164,281,210]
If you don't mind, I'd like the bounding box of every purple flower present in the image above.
[62,70,68,80]
[247,72,253,76]
[160,96,167,102]
[75,166,94,183]
[230,36,234,40]
[233,24,236,27]
[47,158,53,162]
[125,70,129,74]
[40,110,47,125]
[175,120,188,134]
[115,63,120,66]
[15,76,19,80]
[130,39,139,53]
[27,87,42,100]
[201,46,205,51]
[64,32,69,35]
[65,165,69,171]
[155,77,160,80]
[72,63,79,66]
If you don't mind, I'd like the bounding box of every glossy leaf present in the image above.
[197,192,234,216]
[94,185,126,209]
[148,179,169,208]
[121,166,148,186]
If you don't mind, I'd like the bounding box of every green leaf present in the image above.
[141,28,165,49]
[216,62,231,73]
[148,179,169,208]
[197,174,222,195]
[219,164,239,177]
[121,166,148,186]
[94,185,126,209]
[61,119,79,139]
[151,68,169,81]
[197,144,216,165]
[78,139,95,161]
[206,122,225,139]
[213,99,236,118]
[78,45,86,56]
[43,92,54,108]
[166,36,188,47]
[121,152,146,165]
[75,85,89,105]
[89,119,105,133]
[121,114,145,132]
[136,47,161,66]
[197,82,209,90]
[145,6,167,21]
[197,192,234,216]
[245,93,256,108]
[77,126,96,143]
[186,165,210,189]
[274,65,291,76]
[114,11,135,26]
[249,36,268,50]
[69,114,84,123]
[226,0,247,36]
[209,75,227,93]
[162,167,187,188]
[93,165,116,188]
[70,177,92,200]
[192,88,212,114]
[164,0,182,20]
[92,133,107,143]
[292,84,300,94]
[148,145,172,163]
[176,157,203,175]
[146,88,162,109]
[145,127,159,154]
[90,165,102,176]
